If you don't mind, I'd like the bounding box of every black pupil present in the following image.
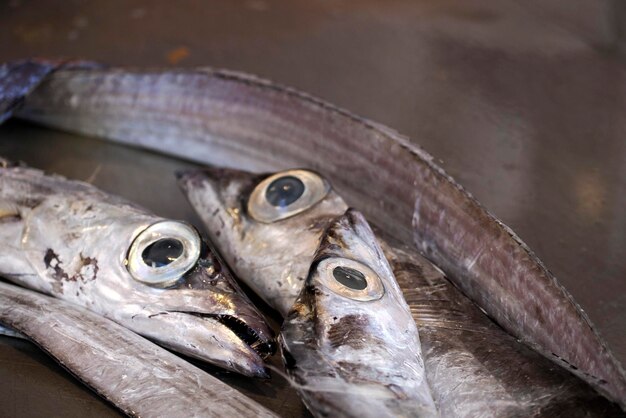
[142,238,184,268]
[265,176,305,208]
[332,266,368,290]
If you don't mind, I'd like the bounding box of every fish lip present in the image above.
[169,310,276,359]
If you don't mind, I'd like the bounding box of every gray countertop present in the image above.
[0,1,625,416]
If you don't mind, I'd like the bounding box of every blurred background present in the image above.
[0,1,625,416]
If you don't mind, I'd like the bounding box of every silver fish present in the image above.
[180,168,436,416]
[178,167,348,316]
[280,209,437,417]
[3,61,625,407]
[384,245,625,418]
[0,280,279,418]
[179,166,624,417]
[0,158,275,377]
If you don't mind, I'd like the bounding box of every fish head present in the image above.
[279,209,434,416]
[17,189,274,378]
[120,219,276,377]
[177,167,348,315]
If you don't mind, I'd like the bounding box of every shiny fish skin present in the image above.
[180,166,624,417]
[1,61,625,407]
[178,167,348,316]
[0,280,279,418]
[382,244,624,418]
[0,158,274,377]
[281,210,437,418]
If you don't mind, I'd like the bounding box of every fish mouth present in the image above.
[170,310,276,359]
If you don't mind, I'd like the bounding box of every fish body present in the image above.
[0,158,274,377]
[179,166,624,416]
[384,245,625,418]
[0,280,279,418]
[1,61,625,406]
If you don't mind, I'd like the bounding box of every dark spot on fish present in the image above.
[0,213,21,224]
[76,253,99,282]
[43,249,98,293]
[44,249,69,282]
[85,205,93,211]
[277,280,282,287]
[327,314,370,349]
[16,197,42,208]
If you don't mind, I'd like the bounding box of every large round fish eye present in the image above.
[127,221,201,287]
[247,169,330,223]
[316,258,384,301]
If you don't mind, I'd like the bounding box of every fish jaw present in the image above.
[131,311,270,378]
[126,248,277,377]
[280,210,437,417]
[84,238,276,377]
[177,167,347,316]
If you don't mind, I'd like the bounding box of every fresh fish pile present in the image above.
[0,60,625,416]
[179,166,624,417]
[0,157,275,377]
[0,280,278,418]
[181,167,436,416]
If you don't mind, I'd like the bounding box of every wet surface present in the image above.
[0,1,625,416]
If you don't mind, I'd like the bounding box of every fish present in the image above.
[1,60,625,407]
[0,156,275,378]
[384,245,625,418]
[281,209,437,417]
[178,168,623,418]
[180,167,436,416]
[0,279,279,418]
[178,167,348,316]
[178,166,624,417]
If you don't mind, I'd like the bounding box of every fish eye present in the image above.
[247,169,330,223]
[316,258,384,301]
[141,238,184,267]
[127,221,201,287]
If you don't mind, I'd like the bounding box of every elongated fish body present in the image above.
[179,167,624,416]
[281,210,437,418]
[383,245,624,418]
[2,61,625,407]
[0,158,275,377]
[0,281,279,418]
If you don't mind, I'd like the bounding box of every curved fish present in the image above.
[1,60,625,407]
[0,157,274,377]
[179,166,624,417]
[0,280,279,418]
[281,209,437,417]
